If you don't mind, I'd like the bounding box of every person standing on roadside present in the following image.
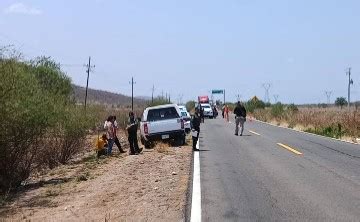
[200,106,205,123]
[113,116,126,153]
[127,111,142,155]
[104,116,115,155]
[191,107,201,151]
[234,101,247,136]
[224,105,230,122]
[221,105,225,118]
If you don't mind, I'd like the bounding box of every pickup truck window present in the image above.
[147,107,180,121]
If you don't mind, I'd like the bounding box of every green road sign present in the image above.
[212,89,224,94]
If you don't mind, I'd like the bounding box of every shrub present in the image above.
[287,104,299,112]
[186,101,196,112]
[0,53,93,192]
[335,97,347,109]
[37,107,92,169]
[245,98,266,113]
[0,58,53,191]
[271,102,284,118]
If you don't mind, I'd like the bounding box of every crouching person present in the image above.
[95,134,108,157]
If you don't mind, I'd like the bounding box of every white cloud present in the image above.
[4,3,42,15]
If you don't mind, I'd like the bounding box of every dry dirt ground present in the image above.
[0,134,193,222]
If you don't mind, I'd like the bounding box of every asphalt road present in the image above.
[199,116,360,221]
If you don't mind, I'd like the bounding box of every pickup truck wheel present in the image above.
[174,136,185,146]
[144,142,151,149]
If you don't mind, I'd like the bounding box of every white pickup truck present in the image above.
[140,104,186,148]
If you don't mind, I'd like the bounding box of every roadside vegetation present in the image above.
[241,96,360,141]
[0,49,95,193]
[0,48,145,195]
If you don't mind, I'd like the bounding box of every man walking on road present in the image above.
[234,101,247,136]
[191,107,201,151]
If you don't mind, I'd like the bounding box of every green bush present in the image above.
[271,102,284,118]
[0,53,92,192]
[305,123,344,139]
[245,98,266,113]
[287,104,299,112]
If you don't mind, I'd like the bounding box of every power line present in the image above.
[60,64,84,67]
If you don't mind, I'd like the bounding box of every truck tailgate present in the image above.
[148,118,182,135]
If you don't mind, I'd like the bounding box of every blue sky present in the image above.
[1,0,359,104]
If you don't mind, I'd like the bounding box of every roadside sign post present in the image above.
[211,89,225,105]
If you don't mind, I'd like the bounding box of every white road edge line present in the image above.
[190,139,201,222]
[254,119,359,146]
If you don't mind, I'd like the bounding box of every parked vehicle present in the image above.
[140,104,186,148]
[198,95,209,104]
[200,103,214,118]
[178,105,191,133]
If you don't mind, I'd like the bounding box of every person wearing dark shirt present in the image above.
[127,112,143,155]
[199,106,205,123]
[191,108,201,151]
[234,101,247,136]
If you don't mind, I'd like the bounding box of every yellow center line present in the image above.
[277,143,303,155]
[249,130,261,136]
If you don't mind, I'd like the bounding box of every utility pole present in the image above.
[224,89,226,105]
[129,77,136,111]
[262,83,271,103]
[346,68,353,109]
[151,84,155,104]
[161,90,164,100]
[273,94,279,103]
[168,94,171,103]
[84,56,95,110]
[325,91,332,105]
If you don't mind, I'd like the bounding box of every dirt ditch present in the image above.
[0,136,193,221]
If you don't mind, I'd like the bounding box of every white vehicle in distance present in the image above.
[200,103,214,118]
[178,105,191,134]
[140,104,186,148]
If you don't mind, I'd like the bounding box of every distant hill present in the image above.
[72,85,148,107]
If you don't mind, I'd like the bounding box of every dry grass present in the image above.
[254,107,360,140]
[155,142,174,154]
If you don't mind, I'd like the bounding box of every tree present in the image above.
[245,97,266,113]
[335,97,347,109]
[185,100,196,112]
